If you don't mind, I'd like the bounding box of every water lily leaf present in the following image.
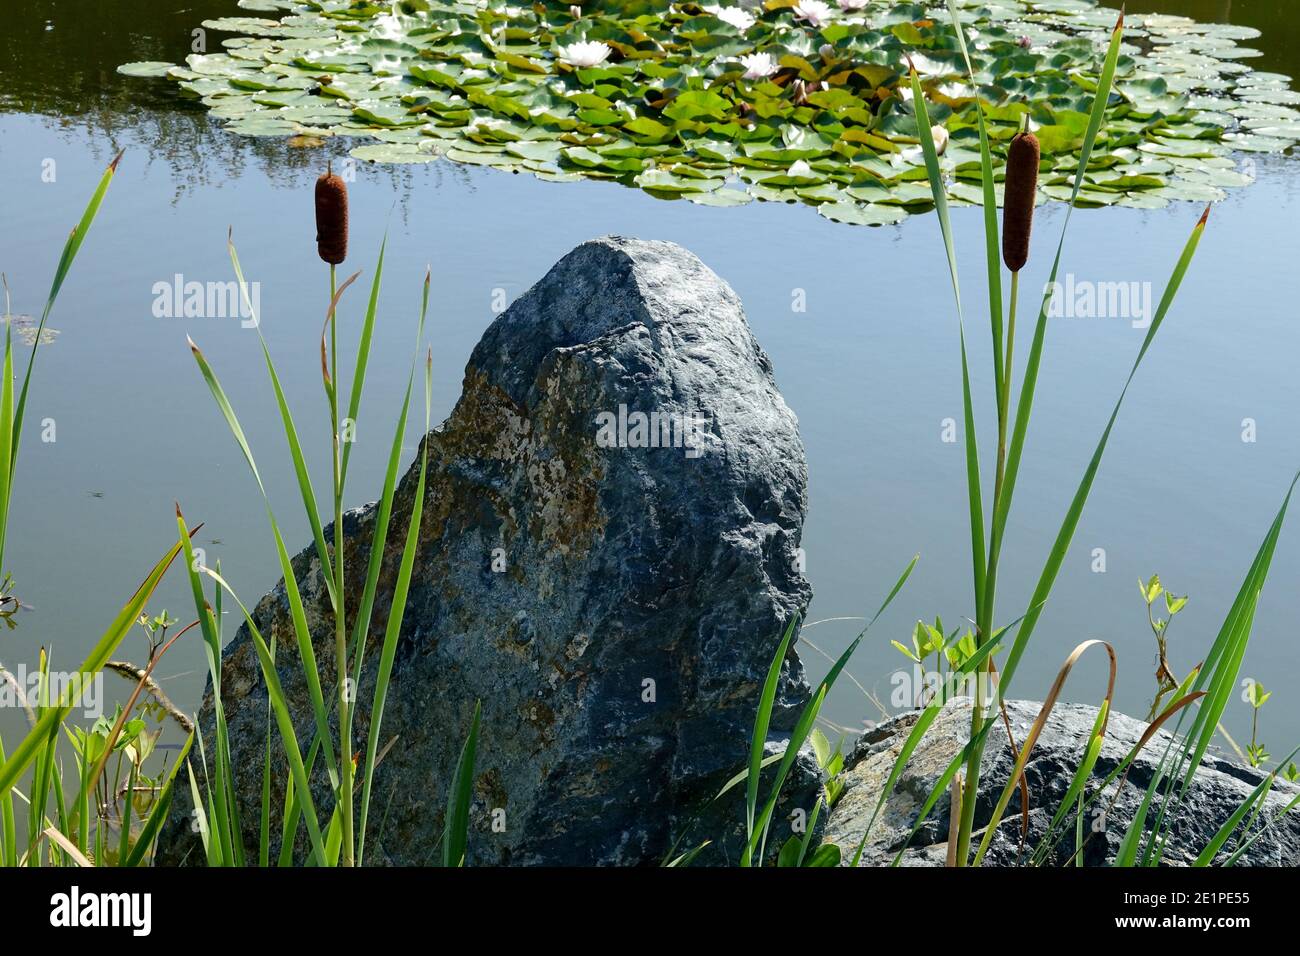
[661,91,734,122]
[818,201,908,226]
[350,142,437,163]
[634,168,723,195]
[688,188,754,207]
[118,61,180,78]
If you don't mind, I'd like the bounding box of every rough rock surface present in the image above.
[825,698,1300,866]
[157,236,817,866]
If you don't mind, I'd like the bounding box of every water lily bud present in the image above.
[930,124,949,155]
[315,169,349,265]
[819,43,836,62]
[1018,35,1032,49]
[1001,131,1040,273]
[569,4,581,18]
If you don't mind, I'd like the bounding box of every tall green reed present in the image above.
[853,3,1297,867]
[183,174,479,866]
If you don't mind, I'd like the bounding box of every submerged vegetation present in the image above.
[118,0,1300,224]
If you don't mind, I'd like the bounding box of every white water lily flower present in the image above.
[711,5,756,30]
[837,0,869,9]
[560,40,612,68]
[793,0,834,28]
[738,51,777,79]
[930,124,950,154]
[788,159,815,178]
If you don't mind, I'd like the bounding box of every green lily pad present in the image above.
[117,61,180,78]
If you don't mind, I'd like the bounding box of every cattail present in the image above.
[1001,131,1040,273]
[315,168,348,265]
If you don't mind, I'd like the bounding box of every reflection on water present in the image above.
[1128,1,1300,79]
[0,0,483,201]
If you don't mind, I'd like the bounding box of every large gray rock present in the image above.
[157,236,816,866]
[826,698,1300,866]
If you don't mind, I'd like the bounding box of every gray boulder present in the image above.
[157,236,816,866]
[825,697,1300,866]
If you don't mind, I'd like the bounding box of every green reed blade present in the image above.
[1121,472,1298,864]
[442,699,482,867]
[999,209,1207,700]
[227,236,337,610]
[0,328,14,577]
[945,0,1004,408]
[11,152,121,471]
[124,732,193,867]
[749,555,916,866]
[203,567,329,865]
[0,731,13,866]
[908,66,987,623]
[347,269,430,688]
[357,341,432,865]
[187,337,340,787]
[1192,751,1292,866]
[176,508,238,866]
[743,613,799,864]
[989,16,1124,560]
[339,236,388,491]
[849,634,1004,866]
[1222,788,1300,867]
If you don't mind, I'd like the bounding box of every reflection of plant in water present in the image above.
[1139,574,1189,720]
[0,572,23,629]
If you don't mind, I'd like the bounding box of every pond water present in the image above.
[2,0,1300,774]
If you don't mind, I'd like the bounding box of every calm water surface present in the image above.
[2,1,1299,768]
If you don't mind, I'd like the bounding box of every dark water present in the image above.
[2,1,1299,779]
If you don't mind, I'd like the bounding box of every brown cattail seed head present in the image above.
[1001,131,1040,273]
[315,170,348,265]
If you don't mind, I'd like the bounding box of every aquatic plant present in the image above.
[119,0,1300,225]
[1245,680,1271,769]
[1139,574,1188,721]
[0,159,483,868]
[0,157,196,867]
[847,3,1300,868]
[179,172,479,867]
